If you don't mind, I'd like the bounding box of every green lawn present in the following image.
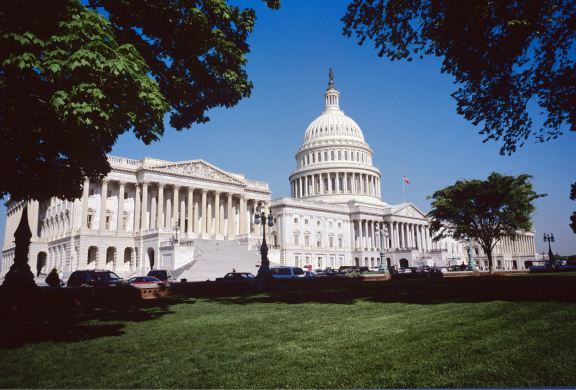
[1,273,575,388]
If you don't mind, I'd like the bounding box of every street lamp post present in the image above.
[375,225,389,274]
[254,207,274,278]
[173,221,180,245]
[467,236,477,271]
[543,233,555,263]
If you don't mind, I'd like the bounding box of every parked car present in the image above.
[369,266,380,272]
[66,269,123,287]
[408,267,421,273]
[358,266,369,273]
[399,267,412,274]
[345,267,356,273]
[303,264,313,272]
[147,269,173,283]
[127,276,164,285]
[270,267,306,279]
[219,272,256,280]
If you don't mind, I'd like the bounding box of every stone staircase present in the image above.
[172,259,197,280]
[177,239,280,281]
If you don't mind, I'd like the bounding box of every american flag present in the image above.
[403,175,410,185]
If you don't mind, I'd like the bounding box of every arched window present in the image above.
[344,151,348,160]
[331,151,335,160]
[357,152,359,161]
[324,152,328,161]
[307,155,310,164]
[338,151,341,160]
[316,232,322,247]
[331,177,336,191]
[318,152,321,162]
[362,154,364,162]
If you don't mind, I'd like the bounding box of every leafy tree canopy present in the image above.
[342,0,575,156]
[426,172,546,272]
[0,0,280,202]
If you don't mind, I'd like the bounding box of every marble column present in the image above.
[173,186,180,229]
[227,193,233,237]
[149,188,157,229]
[141,181,149,230]
[214,191,221,236]
[157,182,165,229]
[179,190,186,234]
[134,184,141,231]
[99,179,109,231]
[116,181,126,232]
[81,178,90,229]
[201,189,207,235]
[187,188,194,234]
[165,191,172,228]
[240,195,247,234]
[193,194,199,235]
[206,194,212,236]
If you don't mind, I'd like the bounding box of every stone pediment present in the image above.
[147,160,245,185]
[394,204,427,219]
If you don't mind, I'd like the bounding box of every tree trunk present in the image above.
[487,250,493,275]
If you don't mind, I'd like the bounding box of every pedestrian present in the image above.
[232,268,236,273]
[59,269,65,286]
[460,262,466,271]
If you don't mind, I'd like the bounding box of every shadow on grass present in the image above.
[200,273,576,307]
[1,273,574,349]
[0,295,195,350]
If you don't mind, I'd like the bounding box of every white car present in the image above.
[369,266,380,272]
[270,267,306,279]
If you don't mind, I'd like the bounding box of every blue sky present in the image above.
[2,0,575,255]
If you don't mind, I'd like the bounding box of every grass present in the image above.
[0,273,575,388]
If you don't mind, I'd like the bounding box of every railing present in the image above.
[194,247,205,261]
[430,249,448,253]
[160,240,194,247]
[107,155,141,168]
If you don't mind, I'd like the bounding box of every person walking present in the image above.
[59,269,65,286]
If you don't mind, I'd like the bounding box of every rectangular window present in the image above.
[304,219,309,225]
[305,236,310,246]
[338,223,342,228]
[339,178,343,191]
[331,151,335,160]
[307,155,310,164]
[331,178,335,191]
[124,192,129,200]
[295,256,300,266]
[89,188,95,196]
[324,179,329,192]
[339,238,343,248]
[318,153,321,162]
[294,218,298,223]
[312,154,315,163]
[294,235,299,245]
[329,222,333,228]
[324,152,328,161]
[338,151,341,160]
[330,237,334,248]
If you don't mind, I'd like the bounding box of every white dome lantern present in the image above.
[289,70,386,207]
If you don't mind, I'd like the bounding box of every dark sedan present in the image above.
[222,272,255,280]
[127,276,164,285]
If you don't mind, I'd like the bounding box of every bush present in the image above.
[45,268,61,287]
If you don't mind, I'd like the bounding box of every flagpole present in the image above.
[402,172,405,204]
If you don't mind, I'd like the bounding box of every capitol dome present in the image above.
[289,71,385,206]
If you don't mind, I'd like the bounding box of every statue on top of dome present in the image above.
[328,68,335,90]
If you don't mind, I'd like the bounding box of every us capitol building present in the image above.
[1,75,539,279]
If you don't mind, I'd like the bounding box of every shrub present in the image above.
[45,268,61,287]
